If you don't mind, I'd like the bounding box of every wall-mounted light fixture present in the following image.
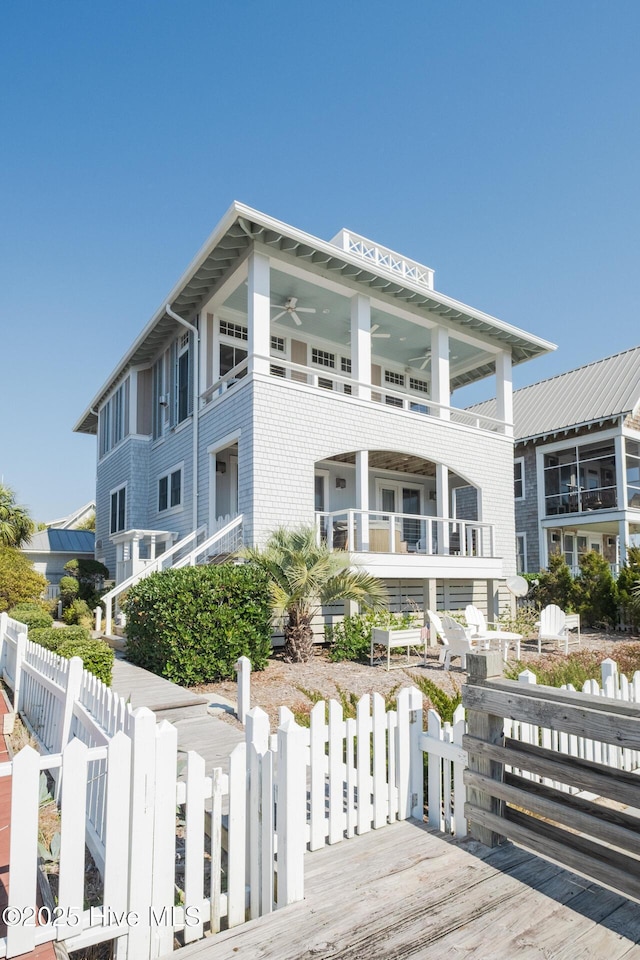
[216,461,227,474]
[336,477,346,489]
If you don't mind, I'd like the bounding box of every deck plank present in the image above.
[168,820,640,960]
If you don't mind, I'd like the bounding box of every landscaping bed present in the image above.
[192,630,640,729]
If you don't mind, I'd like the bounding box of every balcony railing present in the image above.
[544,485,617,516]
[316,509,495,558]
[201,356,508,435]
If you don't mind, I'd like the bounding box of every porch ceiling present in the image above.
[327,451,437,477]
[75,202,555,435]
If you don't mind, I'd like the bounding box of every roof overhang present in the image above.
[516,414,626,445]
[74,202,556,435]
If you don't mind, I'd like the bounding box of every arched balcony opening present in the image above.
[314,450,494,559]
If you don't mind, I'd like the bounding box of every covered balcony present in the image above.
[199,246,518,438]
[313,450,502,580]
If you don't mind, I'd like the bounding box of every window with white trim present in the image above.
[177,335,190,423]
[99,379,129,458]
[220,320,248,341]
[158,467,183,512]
[514,458,525,500]
[110,486,126,534]
[340,357,351,373]
[311,348,335,368]
[384,370,405,387]
[271,335,285,353]
[409,376,428,393]
[516,533,527,573]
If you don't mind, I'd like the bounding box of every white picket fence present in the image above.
[3,607,640,960]
[508,658,640,785]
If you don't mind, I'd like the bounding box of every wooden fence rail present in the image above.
[462,651,640,903]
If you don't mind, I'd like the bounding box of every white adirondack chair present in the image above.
[465,604,523,660]
[428,610,476,670]
[537,604,570,654]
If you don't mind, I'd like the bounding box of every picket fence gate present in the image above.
[3,609,640,960]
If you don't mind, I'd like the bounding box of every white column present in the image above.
[247,251,271,375]
[150,534,156,561]
[351,294,371,400]
[430,326,450,420]
[436,462,449,553]
[131,534,140,562]
[356,450,369,551]
[615,434,626,510]
[495,351,513,437]
[128,369,138,435]
[619,518,629,568]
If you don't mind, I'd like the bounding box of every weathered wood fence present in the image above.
[463,651,640,903]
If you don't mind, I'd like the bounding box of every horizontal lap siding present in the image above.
[197,386,255,537]
[95,438,149,578]
[514,444,540,572]
[148,421,195,543]
[250,377,516,575]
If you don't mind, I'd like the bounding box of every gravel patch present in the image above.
[192,629,639,729]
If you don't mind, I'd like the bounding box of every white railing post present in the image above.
[276,719,305,907]
[601,658,618,697]
[150,721,178,957]
[105,596,113,637]
[409,686,424,819]
[236,655,251,724]
[126,707,157,959]
[7,745,40,958]
[58,657,84,752]
[94,606,102,633]
[246,707,271,919]
[0,610,6,674]
[12,628,27,712]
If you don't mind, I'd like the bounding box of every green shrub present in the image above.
[0,547,47,612]
[525,555,576,611]
[59,575,79,608]
[28,625,113,685]
[62,598,93,628]
[63,558,108,609]
[574,551,618,627]
[8,603,53,630]
[57,636,113,686]
[615,547,640,629]
[409,674,462,724]
[123,565,273,685]
[326,609,417,662]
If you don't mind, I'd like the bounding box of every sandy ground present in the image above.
[192,629,640,728]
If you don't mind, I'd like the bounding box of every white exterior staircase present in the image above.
[100,514,243,636]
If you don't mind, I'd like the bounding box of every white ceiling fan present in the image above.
[408,349,431,370]
[271,297,316,326]
[370,323,391,339]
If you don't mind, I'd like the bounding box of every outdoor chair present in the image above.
[465,604,522,660]
[428,610,476,670]
[537,604,579,654]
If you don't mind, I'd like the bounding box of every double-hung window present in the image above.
[158,467,182,512]
[110,486,126,534]
[177,332,190,424]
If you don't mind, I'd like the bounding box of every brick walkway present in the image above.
[0,692,56,959]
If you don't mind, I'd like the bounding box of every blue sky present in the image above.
[2,1,640,521]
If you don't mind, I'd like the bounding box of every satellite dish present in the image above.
[506,575,529,598]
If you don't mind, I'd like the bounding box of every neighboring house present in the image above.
[471,346,640,576]
[47,500,96,530]
[22,529,96,598]
[73,203,553,617]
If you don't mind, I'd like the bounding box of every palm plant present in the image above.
[0,484,34,548]
[242,525,388,663]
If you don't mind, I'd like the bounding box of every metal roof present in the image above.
[469,345,640,441]
[74,202,555,435]
[23,530,95,554]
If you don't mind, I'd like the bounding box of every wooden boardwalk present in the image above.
[170,819,640,960]
[110,655,245,773]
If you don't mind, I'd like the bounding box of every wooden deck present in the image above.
[111,655,209,721]
[170,819,640,960]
